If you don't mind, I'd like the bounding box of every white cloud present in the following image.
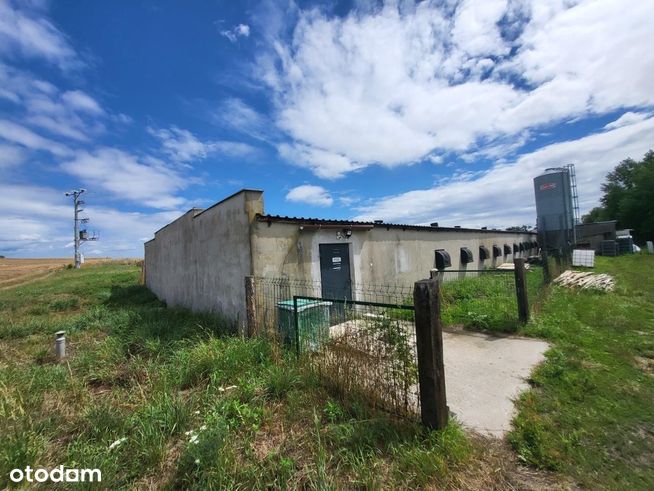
[221,23,250,43]
[0,183,72,255]
[0,118,72,156]
[353,116,654,228]
[212,140,257,158]
[286,184,334,207]
[149,126,210,163]
[258,0,654,178]
[0,216,51,243]
[452,0,510,58]
[604,112,651,130]
[0,143,26,168]
[0,64,108,142]
[149,125,256,163]
[215,98,270,140]
[60,148,188,209]
[278,143,364,179]
[61,90,103,115]
[0,0,80,70]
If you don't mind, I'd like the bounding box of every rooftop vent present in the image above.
[481,226,488,230]
[434,249,451,270]
[373,219,384,224]
[454,225,461,229]
[430,222,439,227]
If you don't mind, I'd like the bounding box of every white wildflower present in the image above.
[199,425,207,431]
[195,458,200,465]
[218,385,237,393]
[108,437,127,450]
[194,410,200,415]
[189,434,199,444]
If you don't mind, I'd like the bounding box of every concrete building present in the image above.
[575,221,617,252]
[144,189,536,323]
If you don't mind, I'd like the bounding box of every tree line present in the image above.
[582,150,653,243]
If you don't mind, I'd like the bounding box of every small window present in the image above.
[435,249,451,270]
[460,247,474,264]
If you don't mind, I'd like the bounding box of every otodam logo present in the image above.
[10,466,101,483]
[539,182,557,191]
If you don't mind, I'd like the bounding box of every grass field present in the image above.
[511,254,654,489]
[0,256,652,489]
[0,264,486,490]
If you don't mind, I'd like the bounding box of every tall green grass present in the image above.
[0,264,471,489]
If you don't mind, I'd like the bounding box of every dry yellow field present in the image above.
[0,258,119,289]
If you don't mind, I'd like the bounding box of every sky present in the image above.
[1,0,653,258]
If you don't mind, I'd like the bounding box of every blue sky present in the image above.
[1,0,653,258]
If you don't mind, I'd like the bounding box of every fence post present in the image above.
[244,275,257,337]
[513,258,529,324]
[293,296,300,358]
[139,260,146,285]
[413,278,448,430]
[542,249,550,284]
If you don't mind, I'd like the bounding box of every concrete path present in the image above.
[443,329,549,437]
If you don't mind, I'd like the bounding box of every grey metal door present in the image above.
[319,243,352,300]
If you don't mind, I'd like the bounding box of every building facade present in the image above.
[144,190,536,322]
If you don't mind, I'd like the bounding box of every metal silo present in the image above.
[533,167,575,254]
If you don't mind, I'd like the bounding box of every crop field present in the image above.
[0,258,119,290]
[0,256,652,489]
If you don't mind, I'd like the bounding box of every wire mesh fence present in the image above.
[434,269,518,331]
[250,277,414,339]
[249,268,546,420]
[294,295,420,419]
[542,250,568,283]
[526,266,547,312]
[252,267,546,339]
[434,267,545,331]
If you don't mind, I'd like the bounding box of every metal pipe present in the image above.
[55,331,66,360]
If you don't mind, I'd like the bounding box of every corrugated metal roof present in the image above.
[256,214,536,235]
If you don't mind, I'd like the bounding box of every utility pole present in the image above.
[64,189,98,268]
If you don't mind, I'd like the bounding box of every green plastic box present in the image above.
[277,299,332,351]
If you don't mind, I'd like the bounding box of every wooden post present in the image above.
[542,249,550,284]
[139,260,146,285]
[244,276,257,337]
[514,258,529,324]
[413,278,448,430]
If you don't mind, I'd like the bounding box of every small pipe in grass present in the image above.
[55,330,66,361]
